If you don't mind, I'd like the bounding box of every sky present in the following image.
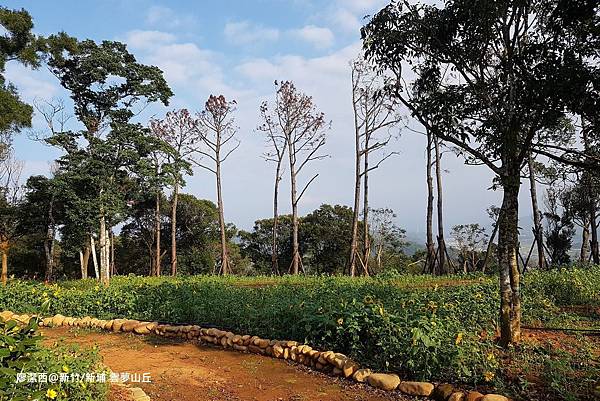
[4,0,540,240]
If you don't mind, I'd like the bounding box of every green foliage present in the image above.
[0,315,107,401]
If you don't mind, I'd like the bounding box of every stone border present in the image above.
[1,311,510,401]
[113,383,150,401]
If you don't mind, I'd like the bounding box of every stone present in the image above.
[366,373,401,391]
[332,367,344,377]
[81,316,92,326]
[233,344,247,352]
[272,344,284,358]
[232,334,243,344]
[248,345,265,354]
[352,369,372,383]
[121,320,140,332]
[466,392,485,401]
[112,319,126,331]
[449,393,466,401]
[42,317,53,327]
[133,323,151,335]
[254,338,270,348]
[481,395,509,401]
[432,384,455,401]
[342,360,359,378]
[315,362,324,370]
[283,348,290,360]
[398,381,435,397]
[0,311,14,321]
[146,322,158,332]
[51,314,66,326]
[332,354,347,369]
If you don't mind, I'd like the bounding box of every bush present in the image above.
[0,316,108,401]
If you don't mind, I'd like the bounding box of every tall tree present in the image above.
[0,150,22,285]
[266,81,328,274]
[363,0,600,346]
[432,133,448,274]
[348,59,400,277]
[46,39,172,285]
[150,109,197,276]
[424,129,436,274]
[257,100,288,275]
[192,95,239,275]
[527,155,547,269]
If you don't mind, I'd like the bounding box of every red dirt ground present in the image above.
[42,327,409,401]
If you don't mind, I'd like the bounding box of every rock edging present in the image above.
[0,310,511,401]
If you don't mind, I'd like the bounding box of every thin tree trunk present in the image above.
[482,217,500,273]
[91,235,99,279]
[110,230,115,276]
[43,233,54,282]
[348,138,362,277]
[82,243,90,279]
[498,174,522,347]
[99,212,109,285]
[528,154,545,270]
[216,156,230,275]
[433,134,447,274]
[1,246,7,286]
[290,170,300,275]
[362,138,371,276]
[171,180,179,276]
[426,129,436,274]
[155,191,161,277]
[272,160,282,275]
[581,120,599,264]
[79,250,86,279]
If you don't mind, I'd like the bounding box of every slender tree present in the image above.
[527,155,546,270]
[150,109,197,276]
[433,133,448,274]
[269,81,328,274]
[425,129,436,274]
[257,102,287,275]
[348,60,400,276]
[192,95,239,275]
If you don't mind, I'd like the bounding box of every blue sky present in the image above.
[4,0,537,237]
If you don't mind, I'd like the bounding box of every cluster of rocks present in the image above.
[0,310,511,401]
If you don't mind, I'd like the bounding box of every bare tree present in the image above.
[348,60,401,277]
[0,149,23,285]
[424,129,436,274]
[527,155,546,270]
[257,102,287,275]
[433,133,448,274]
[268,81,329,274]
[192,95,240,275]
[150,109,199,276]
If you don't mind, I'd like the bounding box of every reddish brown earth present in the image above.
[42,327,407,401]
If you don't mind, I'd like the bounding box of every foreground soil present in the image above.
[42,327,408,401]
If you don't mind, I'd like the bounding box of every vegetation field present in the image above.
[2,268,599,400]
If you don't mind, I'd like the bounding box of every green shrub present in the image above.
[0,316,108,401]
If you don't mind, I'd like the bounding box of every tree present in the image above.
[46,39,172,285]
[257,98,288,275]
[192,95,239,275]
[348,59,400,277]
[269,81,329,274]
[0,150,22,284]
[544,188,575,266]
[149,109,197,276]
[0,6,46,143]
[452,224,488,273]
[239,216,294,274]
[527,156,547,270]
[368,208,407,273]
[363,0,600,346]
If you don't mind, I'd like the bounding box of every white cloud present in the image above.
[124,30,176,51]
[145,5,195,29]
[291,25,335,49]
[4,64,59,101]
[224,21,280,45]
[332,8,362,33]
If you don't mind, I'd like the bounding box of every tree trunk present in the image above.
[271,160,282,275]
[425,129,436,274]
[99,213,109,285]
[43,228,55,282]
[527,154,545,270]
[91,235,99,279]
[498,174,522,347]
[591,215,599,264]
[110,230,115,276]
[216,156,230,275]
[482,217,500,273]
[348,139,362,277]
[1,246,7,286]
[581,220,590,264]
[155,191,161,277]
[433,134,447,274]
[79,250,86,279]
[171,180,179,276]
[290,170,300,275]
[82,244,90,279]
[362,139,371,276]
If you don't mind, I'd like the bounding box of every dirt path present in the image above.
[42,327,407,401]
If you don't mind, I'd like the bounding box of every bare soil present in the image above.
[41,327,408,401]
